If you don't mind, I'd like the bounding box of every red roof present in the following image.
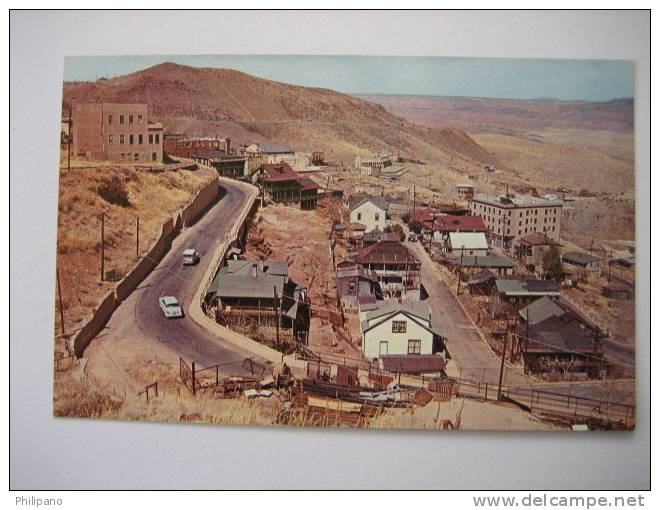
[356,241,420,265]
[433,215,489,233]
[260,163,301,182]
[412,207,437,224]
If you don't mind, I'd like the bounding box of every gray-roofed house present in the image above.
[452,254,515,276]
[206,259,309,344]
[561,251,602,271]
[515,296,605,379]
[358,299,447,360]
[496,278,560,305]
[336,266,382,309]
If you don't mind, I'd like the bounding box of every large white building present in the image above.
[348,196,389,232]
[469,193,563,249]
[359,300,446,360]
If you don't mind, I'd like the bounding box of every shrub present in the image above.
[98,176,130,207]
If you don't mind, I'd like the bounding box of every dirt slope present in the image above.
[62,62,495,165]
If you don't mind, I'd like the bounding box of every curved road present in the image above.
[86,178,265,388]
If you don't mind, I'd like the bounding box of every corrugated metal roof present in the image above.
[518,296,566,324]
[348,196,389,212]
[356,241,419,265]
[449,232,489,251]
[562,251,601,265]
[209,272,284,299]
[496,279,560,296]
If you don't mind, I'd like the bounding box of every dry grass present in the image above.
[55,161,216,338]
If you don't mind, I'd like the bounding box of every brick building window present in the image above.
[134,153,139,161]
[155,134,160,144]
[149,134,153,144]
[129,115,134,124]
[119,134,125,144]
[392,320,407,333]
[108,115,113,124]
[119,115,124,124]
[138,134,143,144]
[129,134,134,145]
[108,135,114,144]
[138,115,143,123]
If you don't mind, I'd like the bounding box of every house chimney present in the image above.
[258,260,264,273]
[225,137,231,155]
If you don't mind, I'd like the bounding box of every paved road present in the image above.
[407,241,636,407]
[85,178,265,391]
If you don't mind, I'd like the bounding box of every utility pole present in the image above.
[497,333,508,400]
[608,249,613,282]
[136,217,140,259]
[100,213,105,281]
[67,104,72,173]
[412,184,416,219]
[273,285,280,350]
[56,266,65,335]
[456,245,465,295]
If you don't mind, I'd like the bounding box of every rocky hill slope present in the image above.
[63,62,495,165]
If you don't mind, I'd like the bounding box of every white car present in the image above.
[159,296,183,319]
[182,248,200,265]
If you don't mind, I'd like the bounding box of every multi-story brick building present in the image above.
[469,193,562,249]
[72,103,163,163]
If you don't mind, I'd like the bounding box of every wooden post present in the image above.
[191,361,196,396]
[497,333,508,400]
[136,217,140,259]
[100,212,105,281]
[273,285,280,350]
[67,104,72,173]
[56,265,65,335]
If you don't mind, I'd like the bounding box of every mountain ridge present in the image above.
[62,62,496,165]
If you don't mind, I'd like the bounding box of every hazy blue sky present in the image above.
[63,55,634,102]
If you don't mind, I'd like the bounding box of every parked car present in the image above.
[408,233,419,242]
[182,248,200,265]
[159,296,183,318]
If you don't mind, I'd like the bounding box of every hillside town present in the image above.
[54,91,635,431]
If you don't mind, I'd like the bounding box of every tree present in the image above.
[542,245,563,281]
[385,223,406,242]
[409,220,423,235]
[98,176,130,207]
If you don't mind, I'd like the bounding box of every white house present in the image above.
[359,300,445,360]
[447,232,489,257]
[348,196,389,233]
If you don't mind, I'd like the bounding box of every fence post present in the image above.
[192,361,196,396]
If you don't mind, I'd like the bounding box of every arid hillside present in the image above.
[63,63,494,166]
[356,94,634,134]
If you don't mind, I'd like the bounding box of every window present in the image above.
[155,134,160,144]
[375,213,380,221]
[148,134,153,144]
[119,115,125,124]
[138,115,143,124]
[108,115,113,124]
[119,134,125,144]
[138,134,143,144]
[129,134,134,145]
[407,339,421,355]
[108,135,114,144]
[357,212,362,221]
[120,153,125,160]
[392,320,407,333]
[134,153,139,161]
[152,152,157,162]
[129,115,134,124]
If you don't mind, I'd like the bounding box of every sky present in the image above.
[63,55,634,102]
